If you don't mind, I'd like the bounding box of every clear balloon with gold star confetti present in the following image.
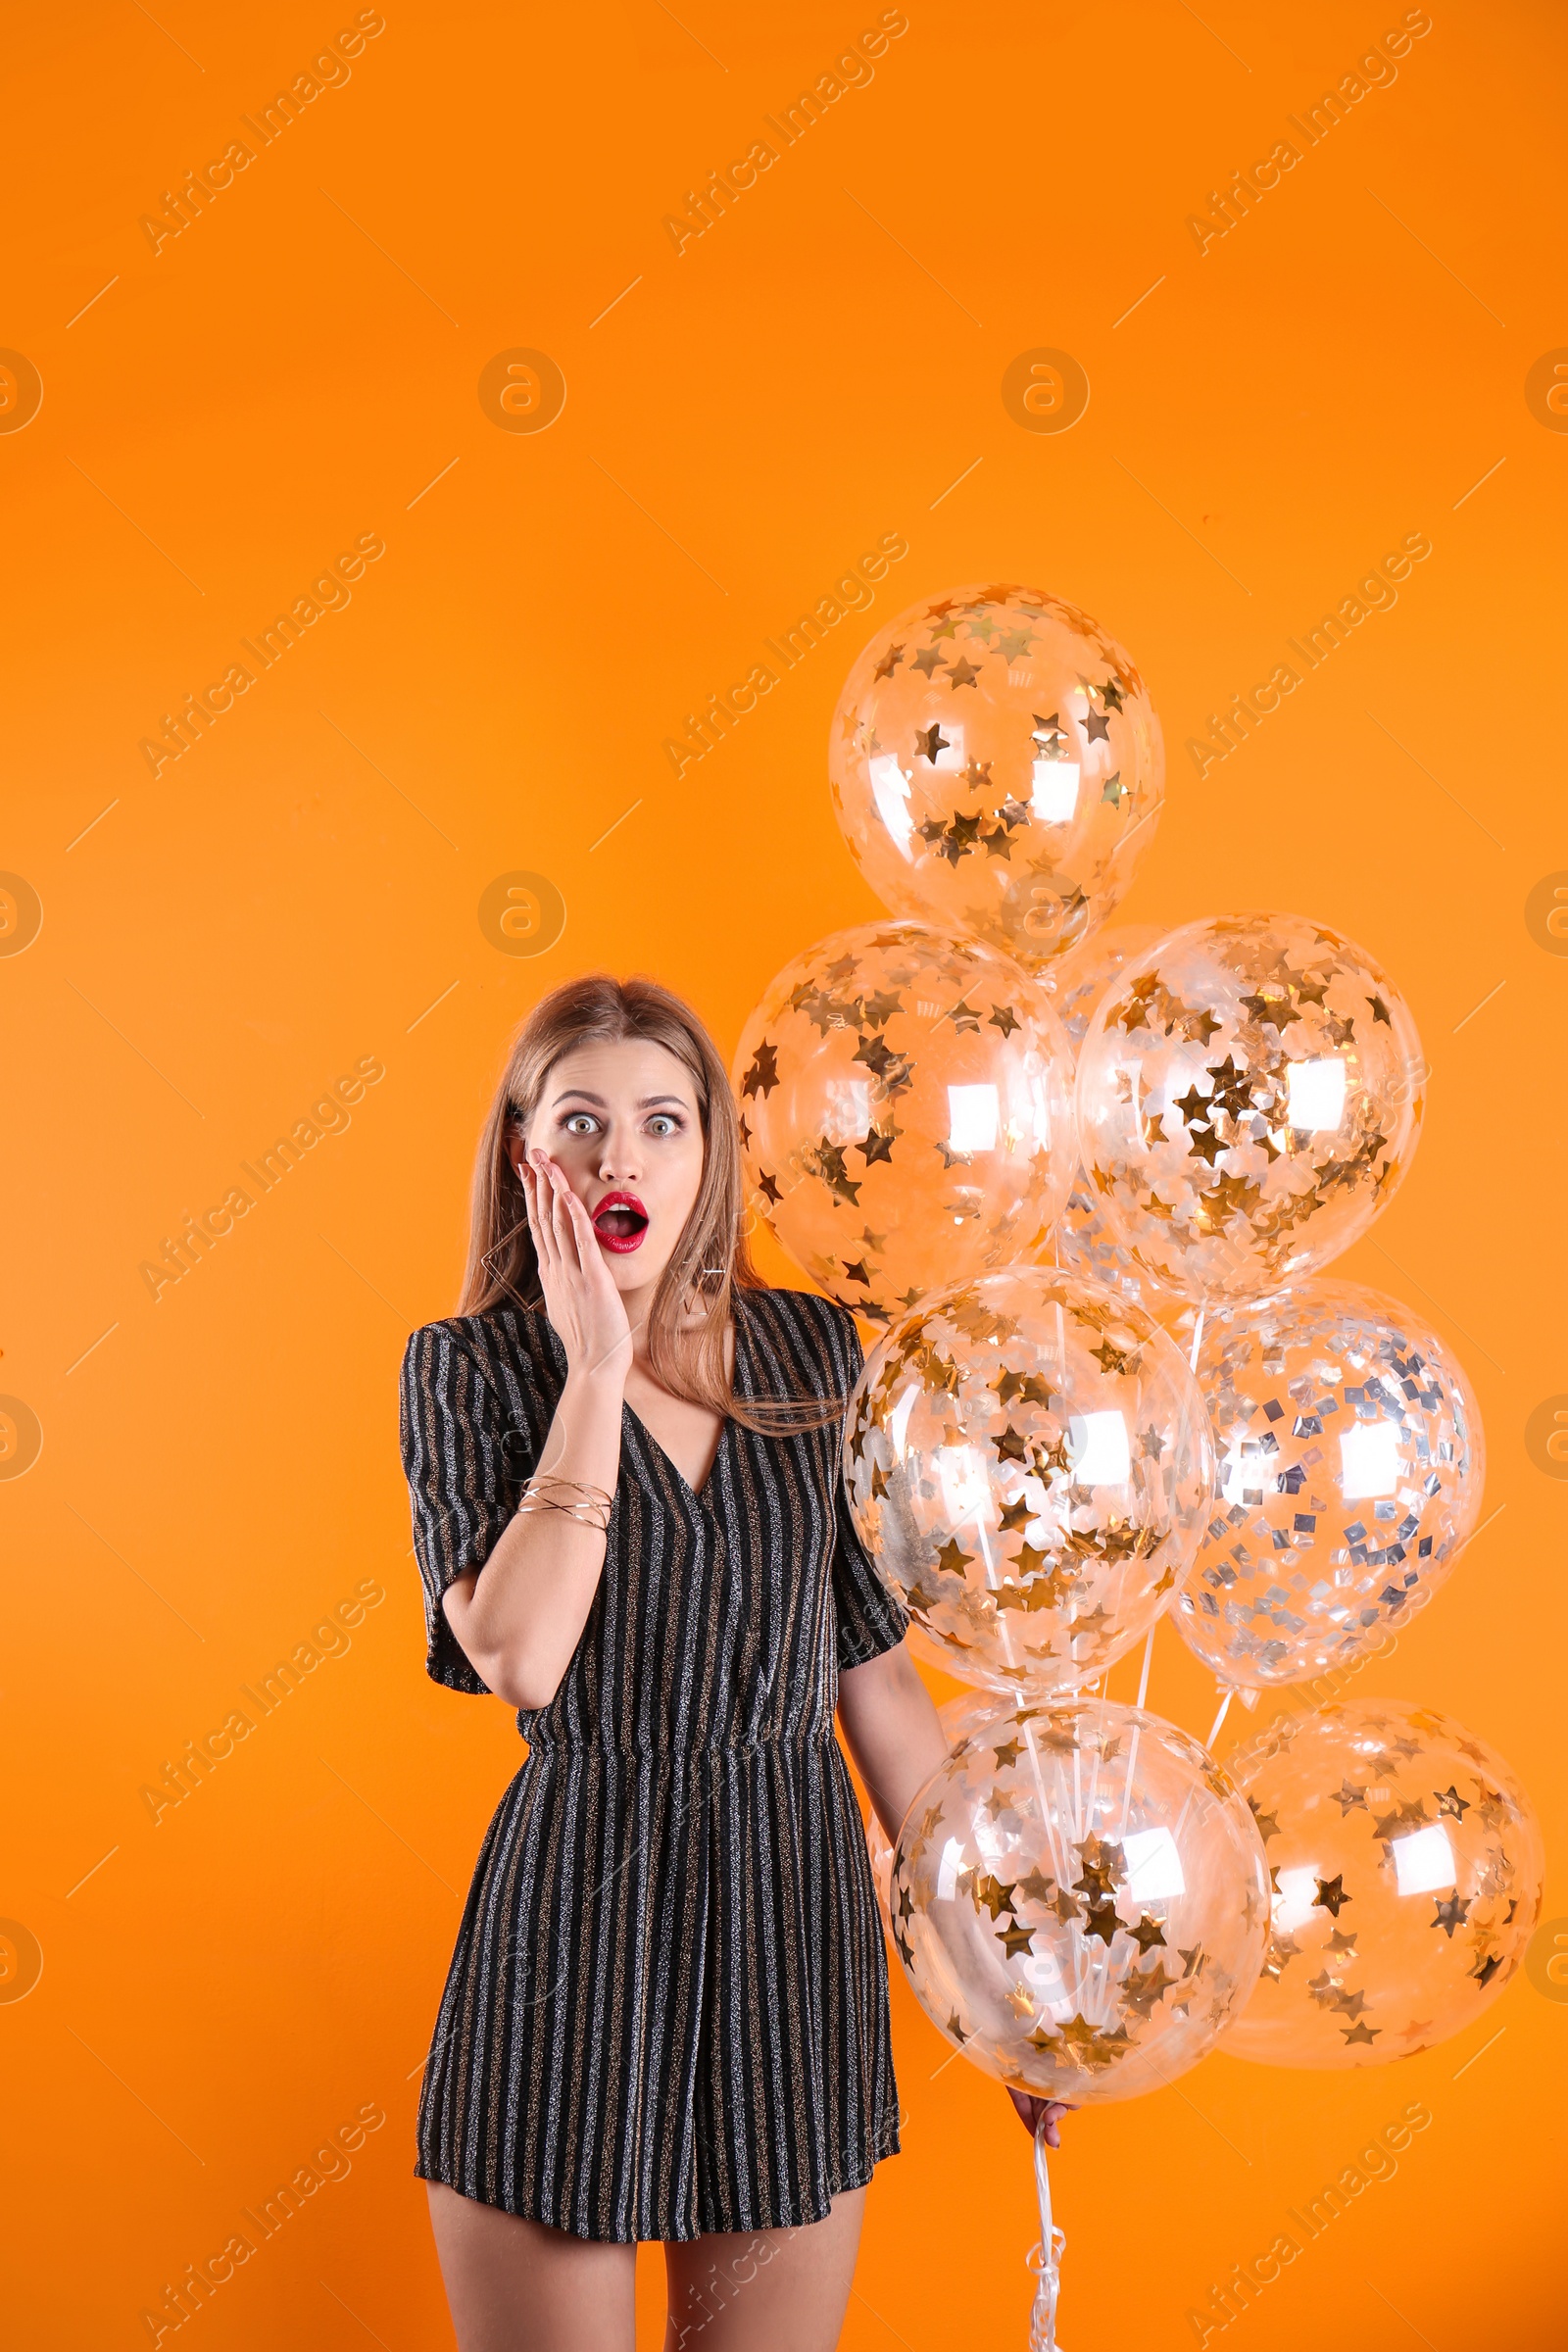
[1074,912,1426,1307]
[731,923,1076,1323]
[828,584,1164,969]
[843,1265,1215,1694]
[1172,1281,1485,1690]
[1221,1699,1543,2068]
[889,1696,1269,2104]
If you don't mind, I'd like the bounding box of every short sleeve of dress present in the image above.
[399,1320,531,1694]
[817,1298,910,1672]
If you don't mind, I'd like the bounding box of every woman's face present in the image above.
[515,1038,708,1294]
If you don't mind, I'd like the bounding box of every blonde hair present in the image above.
[460,972,844,1437]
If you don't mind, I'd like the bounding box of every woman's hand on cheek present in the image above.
[521,1148,633,1385]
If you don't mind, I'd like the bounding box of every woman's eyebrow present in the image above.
[550,1091,691,1109]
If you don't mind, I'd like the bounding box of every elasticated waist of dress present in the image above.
[516,1725,838,1757]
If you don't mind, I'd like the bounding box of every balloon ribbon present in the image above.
[1026,2112,1066,2349]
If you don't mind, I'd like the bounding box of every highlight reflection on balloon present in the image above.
[1075,912,1426,1306]
[844,1266,1215,1694]
[1172,1281,1485,1689]
[888,1698,1269,2103]
[1224,1699,1543,2068]
[732,922,1076,1324]
[828,583,1164,968]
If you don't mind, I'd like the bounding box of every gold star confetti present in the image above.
[1431,1893,1471,1938]
[1039,2013,1134,2075]
[972,1873,1019,1921]
[1119,1957,1180,2018]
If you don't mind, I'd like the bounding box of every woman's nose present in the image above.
[597,1129,643,1180]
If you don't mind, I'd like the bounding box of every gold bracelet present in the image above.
[515,1472,613,1534]
[526,1473,614,1508]
[514,1495,612,1532]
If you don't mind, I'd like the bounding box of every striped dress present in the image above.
[398,1281,911,2243]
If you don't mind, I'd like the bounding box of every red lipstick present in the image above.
[591,1191,649,1253]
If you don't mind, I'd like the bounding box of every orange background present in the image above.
[3,1,1565,2343]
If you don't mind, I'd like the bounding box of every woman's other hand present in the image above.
[1006,2087,1075,2147]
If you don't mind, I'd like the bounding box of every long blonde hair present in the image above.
[461,972,845,1437]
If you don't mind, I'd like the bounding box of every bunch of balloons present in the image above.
[731,582,1541,2343]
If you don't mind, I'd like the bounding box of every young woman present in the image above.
[399,972,1068,2350]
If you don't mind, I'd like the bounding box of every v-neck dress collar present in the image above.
[541,1288,751,1510]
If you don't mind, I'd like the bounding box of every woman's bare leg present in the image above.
[661,2183,867,2352]
[425,2181,636,2352]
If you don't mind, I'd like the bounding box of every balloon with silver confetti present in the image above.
[1172,1280,1485,1690]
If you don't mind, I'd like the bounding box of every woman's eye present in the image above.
[649,1115,680,1136]
[564,1113,598,1135]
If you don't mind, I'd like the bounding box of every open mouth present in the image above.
[591,1193,650,1253]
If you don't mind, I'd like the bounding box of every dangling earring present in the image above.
[679,1265,725,1322]
[480,1212,530,1280]
[480,1162,540,1306]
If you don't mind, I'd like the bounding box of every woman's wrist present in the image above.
[561,1359,628,1403]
